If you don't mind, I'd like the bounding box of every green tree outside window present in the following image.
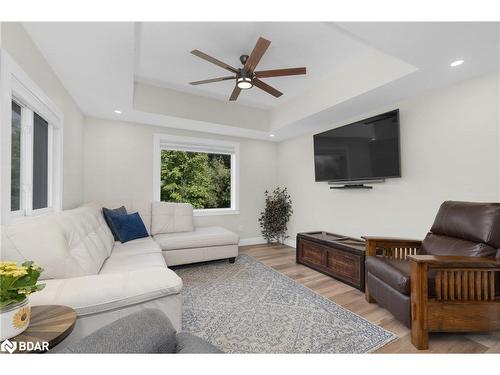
[160,150,231,209]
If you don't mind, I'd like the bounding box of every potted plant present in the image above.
[258,187,293,245]
[0,261,45,341]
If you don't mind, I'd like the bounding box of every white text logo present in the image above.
[1,339,49,353]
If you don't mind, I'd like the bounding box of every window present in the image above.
[153,134,239,216]
[1,51,63,223]
[32,112,49,210]
[10,101,22,212]
[9,100,54,216]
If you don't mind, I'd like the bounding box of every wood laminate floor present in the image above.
[239,244,500,353]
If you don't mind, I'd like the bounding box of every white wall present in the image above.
[277,72,500,243]
[134,82,270,131]
[1,23,84,209]
[83,118,278,240]
[84,73,499,244]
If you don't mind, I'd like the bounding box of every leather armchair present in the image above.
[364,201,500,349]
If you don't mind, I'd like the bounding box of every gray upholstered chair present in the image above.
[59,309,222,354]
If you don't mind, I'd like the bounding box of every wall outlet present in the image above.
[238,225,244,232]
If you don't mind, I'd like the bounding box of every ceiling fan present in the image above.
[189,37,306,101]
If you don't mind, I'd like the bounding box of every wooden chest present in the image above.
[296,231,366,291]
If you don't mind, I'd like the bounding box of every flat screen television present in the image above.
[313,110,401,182]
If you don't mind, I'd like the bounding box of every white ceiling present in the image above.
[21,22,500,141]
[136,22,369,109]
[23,22,135,115]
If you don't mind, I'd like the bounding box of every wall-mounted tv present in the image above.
[313,110,401,182]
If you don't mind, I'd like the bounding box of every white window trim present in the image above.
[153,133,240,216]
[0,50,64,225]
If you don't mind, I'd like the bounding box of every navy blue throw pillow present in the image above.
[103,206,127,241]
[108,212,149,243]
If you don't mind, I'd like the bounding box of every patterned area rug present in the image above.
[174,254,396,353]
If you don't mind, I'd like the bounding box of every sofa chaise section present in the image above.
[102,200,240,266]
[154,226,239,266]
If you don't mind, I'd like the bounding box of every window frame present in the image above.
[153,133,240,216]
[0,50,64,224]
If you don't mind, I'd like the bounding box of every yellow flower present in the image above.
[5,266,20,270]
[4,268,27,278]
[12,307,30,329]
[0,261,17,268]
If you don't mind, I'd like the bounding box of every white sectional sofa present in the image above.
[102,199,240,266]
[0,201,239,350]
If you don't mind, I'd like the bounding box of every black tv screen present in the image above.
[313,110,401,182]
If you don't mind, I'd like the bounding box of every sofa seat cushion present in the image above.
[100,252,166,274]
[366,256,411,295]
[29,267,183,316]
[111,237,161,258]
[154,226,239,251]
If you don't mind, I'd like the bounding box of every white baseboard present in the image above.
[284,237,296,248]
[238,236,297,248]
[239,237,267,246]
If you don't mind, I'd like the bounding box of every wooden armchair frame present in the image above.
[363,236,500,350]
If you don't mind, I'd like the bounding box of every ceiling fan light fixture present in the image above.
[237,77,253,90]
[190,37,306,101]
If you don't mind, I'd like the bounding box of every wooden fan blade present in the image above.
[229,86,241,101]
[191,50,238,74]
[190,76,235,85]
[254,67,306,78]
[243,37,271,73]
[253,78,282,97]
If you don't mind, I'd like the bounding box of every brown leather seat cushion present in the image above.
[366,256,411,295]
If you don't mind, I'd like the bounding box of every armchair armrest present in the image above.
[362,236,422,243]
[362,236,422,258]
[409,254,500,350]
[409,254,500,308]
[407,255,500,268]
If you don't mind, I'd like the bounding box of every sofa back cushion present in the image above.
[1,202,113,279]
[151,202,193,235]
[54,203,114,272]
[1,216,87,280]
[430,201,500,248]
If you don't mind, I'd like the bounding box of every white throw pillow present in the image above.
[151,202,194,235]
